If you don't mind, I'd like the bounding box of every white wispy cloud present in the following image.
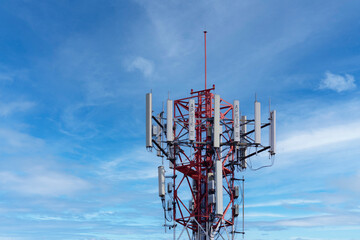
[249,213,360,232]
[0,237,25,240]
[0,101,36,117]
[276,97,360,156]
[336,172,360,194]
[99,149,159,181]
[246,199,321,208]
[125,57,154,78]
[275,214,360,227]
[246,212,285,218]
[278,120,360,153]
[22,215,66,221]
[290,237,333,240]
[0,170,90,197]
[60,102,100,139]
[319,71,356,92]
[0,128,44,153]
[0,65,28,84]
[0,73,13,82]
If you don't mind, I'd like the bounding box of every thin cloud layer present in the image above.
[278,121,360,153]
[0,170,90,197]
[0,101,35,117]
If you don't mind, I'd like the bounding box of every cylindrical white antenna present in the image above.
[215,156,223,216]
[167,100,174,142]
[254,100,261,145]
[146,93,152,148]
[213,94,220,148]
[270,110,276,155]
[233,100,240,142]
[158,166,165,198]
[188,99,196,141]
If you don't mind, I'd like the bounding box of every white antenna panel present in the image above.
[254,101,261,145]
[215,159,223,216]
[167,100,174,142]
[270,110,276,155]
[188,99,195,141]
[146,93,152,148]
[241,115,247,136]
[158,166,165,198]
[233,100,240,142]
[213,94,220,148]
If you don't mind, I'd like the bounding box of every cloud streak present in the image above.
[0,170,90,197]
[99,147,158,181]
[246,199,321,208]
[0,128,44,153]
[278,121,360,153]
[0,101,35,117]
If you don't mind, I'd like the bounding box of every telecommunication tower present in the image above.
[145,32,276,240]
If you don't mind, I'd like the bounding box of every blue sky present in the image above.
[0,0,360,239]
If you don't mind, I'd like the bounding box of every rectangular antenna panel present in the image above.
[208,179,215,191]
[213,94,220,148]
[152,125,158,136]
[241,115,247,143]
[192,179,197,191]
[254,101,261,145]
[146,93,152,148]
[233,100,240,142]
[208,194,215,204]
[234,185,239,199]
[167,199,172,211]
[215,159,223,215]
[233,204,239,217]
[188,99,195,141]
[270,110,276,155]
[167,182,173,193]
[167,100,174,142]
[158,166,165,198]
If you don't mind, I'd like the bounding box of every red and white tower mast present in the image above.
[146,32,276,240]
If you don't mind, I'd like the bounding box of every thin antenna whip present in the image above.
[204,31,207,90]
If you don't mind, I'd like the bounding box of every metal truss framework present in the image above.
[147,85,276,240]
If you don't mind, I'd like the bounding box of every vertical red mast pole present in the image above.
[204,31,207,90]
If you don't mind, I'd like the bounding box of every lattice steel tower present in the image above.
[145,32,276,240]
